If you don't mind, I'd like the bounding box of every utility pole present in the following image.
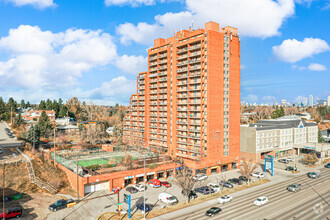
[76,160,79,200]
[10,106,12,125]
[117,190,120,217]
[2,162,6,220]
[54,125,56,167]
[293,147,296,174]
[143,155,146,220]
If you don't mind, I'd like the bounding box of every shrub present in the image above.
[85,164,101,170]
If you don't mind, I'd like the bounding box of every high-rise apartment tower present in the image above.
[123,22,240,173]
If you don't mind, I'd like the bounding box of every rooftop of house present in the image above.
[249,119,317,131]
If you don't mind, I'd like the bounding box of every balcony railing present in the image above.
[149,73,158,78]
[188,58,201,64]
[177,55,188,60]
[189,107,201,112]
[189,87,201,91]
[177,68,187,73]
[158,53,167,58]
[177,81,187,86]
[159,66,167,70]
[188,80,201,84]
[189,51,201,57]
[159,71,167,76]
[177,61,188,66]
[189,72,201,78]
[177,74,188,79]
[159,77,167,82]
[189,66,201,71]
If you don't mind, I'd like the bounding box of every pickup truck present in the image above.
[49,199,76,212]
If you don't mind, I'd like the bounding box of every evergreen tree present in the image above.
[280,106,285,116]
[58,105,68,118]
[27,124,40,147]
[26,101,31,108]
[39,100,46,110]
[6,97,17,112]
[20,99,26,109]
[38,110,52,137]
[16,113,24,127]
[52,99,59,117]
[318,128,325,143]
[59,98,63,106]
[1,112,10,121]
[46,99,53,110]
[0,97,5,115]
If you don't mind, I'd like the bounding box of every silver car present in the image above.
[287,184,302,192]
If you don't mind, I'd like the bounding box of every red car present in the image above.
[0,207,22,218]
[161,181,172,187]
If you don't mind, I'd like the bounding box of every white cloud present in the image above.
[6,0,56,9]
[272,38,330,63]
[0,25,147,91]
[105,0,155,7]
[115,55,147,74]
[244,94,259,104]
[308,63,326,71]
[117,0,296,44]
[0,25,119,89]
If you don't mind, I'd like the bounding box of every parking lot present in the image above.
[47,167,269,219]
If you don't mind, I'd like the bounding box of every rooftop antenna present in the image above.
[192,20,194,30]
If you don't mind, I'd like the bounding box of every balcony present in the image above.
[189,86,201,91]
[189,147,201,153]
[188,79,201,84]
[149,67,157,72]
[158,101,167,106]
[189,58,201,64]
[177,140,187,145]
[159,77,167,82]
[176,146,188,151]
[149,96,157,100]
[138,107,145,111]
[131,102,137,106]
[177,68,187,73]
[150,102,157,106]
[189,44,201,51]
[189,93,201,97]
[138,75,145,80]
[159,71,167,77]
[159,59,167,64]
[159,89,167,94]
[149,73,158,78]
[177,107,188,112]
[150,79,158,83]
[158,95,167,100]
[158,53,167,58]
[189,72,201,78]
[138,97,145,101]
[177,114,187,118]
[189,65,201,71]
[149,62,157,67]
[150,136,157,140]
[158,132,167,136]
[189,51,201,58]
[139,86,145,89]
[177,127,188,131]
[159,65,167,71]
[139,81,145,85]
[177,133,187,138]
[138,102,145,106]
[159,126,167,130]
[177,94,187,99]
[177,47,187,54]
[177,120,187,125]
[177,61,188,66]
[189,114,201,118]
[149,85,157,89]
[150,90,158,94]
[189,107,201,112]
[158,83,167,88]
[188,100,201,105]
[177,88,188,92]
[189,120,201,125]
[177,101,187,105]
[159,107,167,112]
[177,74,188,79]
[189,128,201,133]
[149,55,157,61]
[177,80,187,86]
[189,135,201,139]
[177,55,188,60]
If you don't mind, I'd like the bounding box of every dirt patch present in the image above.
[98,179,271,220]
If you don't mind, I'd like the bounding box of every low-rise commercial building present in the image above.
[240,119,318,162]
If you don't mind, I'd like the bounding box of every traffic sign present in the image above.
[124,194,129,204]
[117,203,122,206]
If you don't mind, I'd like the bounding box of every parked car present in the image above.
[0,148,2,154]
[254,196,268,206]
[286,157,295,162]
[195,186,214,195]
[287,184,302,192]
[218,195,233,204]
[238,176,250,182]
[208,183,221,192]
[285,166,297,171]
[160,181,172,187]
[192,173,208,181]
[158,193,178,205]
[251,172,264,178]
[278,159,289,164]
[228,178,243,185]
[148,179,161,188]
[0,207,22,219]
[136,203,151,212]
[219,180,233,188]
[181,190,198,199]
[308,170,321,179]
[126,187,138,194]
[49,199,74,212]
[133,183,146,191]
[205,207,222,217]
[324,163,330,168]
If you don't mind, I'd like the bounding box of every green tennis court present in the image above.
[78,158,109,167]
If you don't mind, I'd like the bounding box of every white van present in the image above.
[158,193,177,205]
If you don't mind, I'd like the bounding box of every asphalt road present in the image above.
[156,167,330,220]
[0,121,23,148]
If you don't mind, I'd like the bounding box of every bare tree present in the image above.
[120,153,136,169]
[239,158,257,185]
[216,173,229,193]
[80,125,107,145]
[173,166,203,203]
[302,153,319,166]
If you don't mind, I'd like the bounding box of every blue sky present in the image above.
[0,0,329,105]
